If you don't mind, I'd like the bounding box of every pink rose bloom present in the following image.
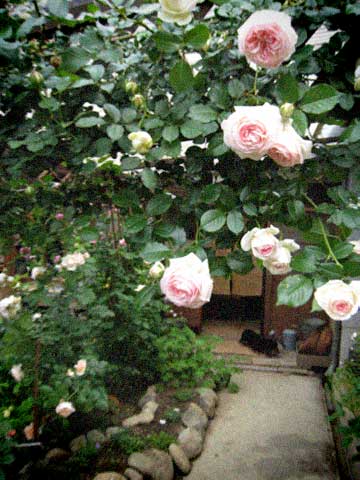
[315,280,360,321]
[263,246,292,275]
[160,253,213,309]
[53,255,61,264]
[221,104,282,160]
[55,213,64,220]
[267,124,313,167]
[238,10,298,68]
[241,225,280,260]
[119,238,127,247]
[74,359,87,376]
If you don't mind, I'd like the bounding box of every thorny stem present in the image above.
[303,193,343,268]
[253,67,259,96]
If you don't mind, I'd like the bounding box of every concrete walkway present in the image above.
[185,371,338,480]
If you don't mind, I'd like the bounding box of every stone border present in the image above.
[42,386,219,480]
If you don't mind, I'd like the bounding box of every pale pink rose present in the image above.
[267,124,313,167]
[263,246,292,275]
[53,255,61,264]
[119,238,127,247]
[55,213,64,220]
[314,280,360,321]
[160,253,213,309]
[74,359,87,376]
[238,10,298,68]
[24,422,34,441]
[221,104,282,160]
[55,401,75,418]
[241,225,280,260]
[350,240,360,255]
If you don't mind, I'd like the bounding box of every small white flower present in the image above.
[59,252,90,271]
[173,408,180,412]
[32,313,42,321]
[74,359,87,376]
[66,369,75,377]
[159,419,167,425]
[0,295,21,319]
[10,364,24,382]
[55,401,75,418]
[31,266,46,280]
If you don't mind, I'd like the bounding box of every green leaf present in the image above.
[136,285,158,308]
[124,215,147,234]
[277,275,314,308]
[332,242,354,259]
[288,200,305,221]
[75,116,105,128]
[300,84,339,114]
[189,104,217,123]
[106,124,124,141]
[180,120,203,139]
[140,242,171,262]
[104,103,121,123]
[226,250,253,274]
[200,184,222,204]
[146,194,173,216]
[152,32,180,53]
[141,168,157,191]
[243,203,257,216]
[291,247,325,273]
[340,121,360,144]
[84,64,105,81]
[16,16,45,38]
[122,108,137,123]
[227,210,244,235]
[121,157,141,170]
[184,24,210,49]
[275,74,299,103]
[48,0,69,17]
[71,78,94,89]
[169,61,194,93]
[200,209,226,232]
[162,125,179,143]
[291,110,308,136]
[61,47,91,72]
[228,79,245,99]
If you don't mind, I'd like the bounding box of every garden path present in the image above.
[185,371,339,480]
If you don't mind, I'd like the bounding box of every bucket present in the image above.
[282,329,297,351]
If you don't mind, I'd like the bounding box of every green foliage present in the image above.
[156,326,238,389]
[163,408,182,423]
[227,382,240,394]
[111,429,146,455]
[145,431,177,451]
[173,389,194,402]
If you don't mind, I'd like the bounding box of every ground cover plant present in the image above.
[1,0,360,477]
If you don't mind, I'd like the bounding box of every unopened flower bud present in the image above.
[280,102,294,119]
[132,94,146,109]
[149,261,165,279]
[25,186,34,195]
[128,131,153,154]
[125,81,138,95]
[30,70,44,87]
[50,56,62,68]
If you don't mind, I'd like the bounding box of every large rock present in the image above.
[138,385,157,409]
[124,468,144,480]
[93,473,126,480]
[44,448,70,463]
[128,448,174,480]
[181,403,208,433]
[177,428,203,459]
[168,443,191,474]
[87,429,106,445]
[123,401,159,428]
[197,388,218,418]
[70,434,87,452]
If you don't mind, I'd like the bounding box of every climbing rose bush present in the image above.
[160,253,213,308]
